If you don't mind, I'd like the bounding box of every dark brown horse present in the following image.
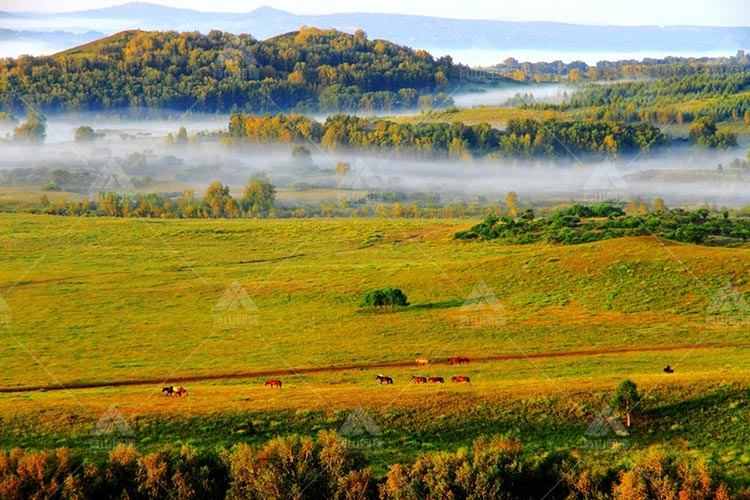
[448,356,470,365]
[428,377,444,383]
[451,376,470,383]
[376,374,393,385]
[162,386,174,396]
[265,379,282,388]
[411,376,427,384]
[663,365,674,374]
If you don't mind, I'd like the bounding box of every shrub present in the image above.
[360,288,409,309]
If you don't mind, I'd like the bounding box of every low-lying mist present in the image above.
[1,113,749,209]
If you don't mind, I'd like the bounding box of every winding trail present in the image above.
[1,342,747,394]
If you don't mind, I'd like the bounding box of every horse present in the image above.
[663,365,674,374]
[411,376,427,384]
[448,357,460,365]
[451,376,470,383]
[415,358,430,366]
[376,374,393,385]
[449,356,470,365]
[428,377,444,383]
[174,386,188,397]
[265,379,282,388]
[162,386,174,396]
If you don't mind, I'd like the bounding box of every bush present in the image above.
[360,288,409,308]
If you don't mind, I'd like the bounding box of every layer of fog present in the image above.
[1,114,748,208]
[451,84,571,108]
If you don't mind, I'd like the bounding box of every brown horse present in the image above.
[376,374,393,385]
[411,376,427,384]
[174,386,188,397]
[451,376,470,383]
[415,358,429,366]
[428,377,444,383]
[265,379,282,388]
[162,386,174,396]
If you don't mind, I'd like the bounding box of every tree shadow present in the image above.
[411,299,465,310]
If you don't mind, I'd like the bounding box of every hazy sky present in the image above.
[3,0,749,26]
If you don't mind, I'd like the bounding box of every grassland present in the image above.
[0,214,749,483]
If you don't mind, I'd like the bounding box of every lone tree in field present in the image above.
[611,379,640,428]
[360,288,409,309]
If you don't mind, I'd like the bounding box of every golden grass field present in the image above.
[0,214,749,474]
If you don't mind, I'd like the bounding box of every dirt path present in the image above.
[1,342,747,394]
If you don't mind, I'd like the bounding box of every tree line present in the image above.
[227,113,667,159]
[455,204,750,245]
[493,52,749,82]
[0,433,737,499]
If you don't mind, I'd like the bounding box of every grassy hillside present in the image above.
[0,214,748,483]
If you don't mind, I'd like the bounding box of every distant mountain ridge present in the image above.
[1,2,748,59]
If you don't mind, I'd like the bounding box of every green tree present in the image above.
[611,379,639,428]
[241,176,276,216]
[204,181,231,218]
[176,126,188,144]
[13,117,46,144]
[360,288,409,308]
[74,125,99,142]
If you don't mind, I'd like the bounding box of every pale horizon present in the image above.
[3,0,749,27]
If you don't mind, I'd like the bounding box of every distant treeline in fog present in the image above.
[226,114,669,159]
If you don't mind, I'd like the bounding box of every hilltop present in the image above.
[0,28,460,114]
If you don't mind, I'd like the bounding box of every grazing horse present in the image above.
[376,374,393,385]
[265,379,282,388]
[449,356,470,365]
[451,376,470,383]
[428,377,444,383]
[415,358,429,366]
[174,386,188,397]
[663,365,674,374]
[411,376,427,384]
[162,386,174,396]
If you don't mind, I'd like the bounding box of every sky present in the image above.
[3,0,749,27]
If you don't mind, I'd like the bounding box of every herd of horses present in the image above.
[163,356,474,395]
[377,356,473,385]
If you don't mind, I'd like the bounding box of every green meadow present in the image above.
[0,213,748,484]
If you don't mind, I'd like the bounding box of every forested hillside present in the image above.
[0,28,460,113]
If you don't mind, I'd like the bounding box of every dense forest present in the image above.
[0,29,459,114]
